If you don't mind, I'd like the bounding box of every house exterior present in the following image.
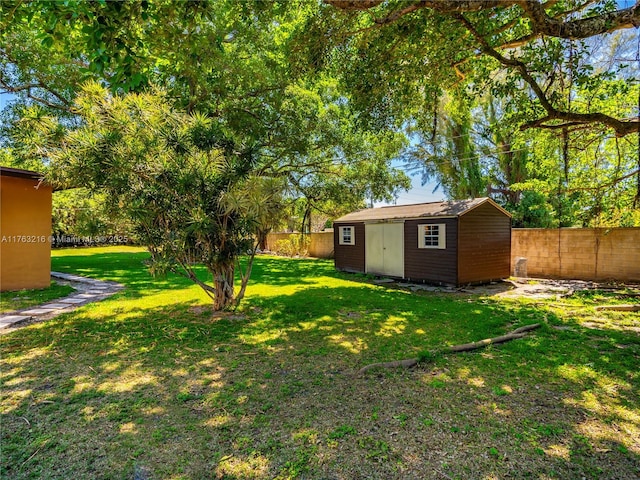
[333,197,512,286]
[0,166,53,291]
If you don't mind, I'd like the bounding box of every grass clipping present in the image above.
[357,324,541,376]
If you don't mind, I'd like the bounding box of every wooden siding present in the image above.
[333,222,366,273]
[458,202,511,284]
[403,219,458,285]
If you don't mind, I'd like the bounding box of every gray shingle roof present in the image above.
[334,197,510,222]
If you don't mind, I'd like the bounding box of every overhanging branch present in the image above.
[326,0,640,39]
[455,13,640,137]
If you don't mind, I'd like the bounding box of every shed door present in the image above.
[365,223,404,278]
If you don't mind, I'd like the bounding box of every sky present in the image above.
[375,168,443,207]
[0,92,10,110]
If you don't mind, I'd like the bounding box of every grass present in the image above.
[1,246,639,479]
[0,281,75,313]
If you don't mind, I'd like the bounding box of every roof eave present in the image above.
[458,197,512,218]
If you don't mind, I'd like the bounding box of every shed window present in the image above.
[418,224,446,249]
[339,226,355,245]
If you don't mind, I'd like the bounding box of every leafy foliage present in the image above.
[272,234,310,258]
[20,83,286,310]
[313,1,640,225]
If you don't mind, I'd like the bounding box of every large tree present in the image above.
[1,1,412,308]
[322,0,639,136]
[16,83,286,310]
[313,0,639,223]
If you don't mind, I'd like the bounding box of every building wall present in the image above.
[403,218,458,285]
[0,175,52,291]
[333,222,366,273]
[511,228,640,282]
[458,202,512,284]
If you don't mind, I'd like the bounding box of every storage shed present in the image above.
[333,197,512,286]
[0,166,53,291]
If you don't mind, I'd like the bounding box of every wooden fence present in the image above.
[266,228,640,282]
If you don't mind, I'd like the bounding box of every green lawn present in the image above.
[1,246,638,479]
[0,281,75,313]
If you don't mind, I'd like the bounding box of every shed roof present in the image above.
[0,166,45,181]
[334,197,511,223]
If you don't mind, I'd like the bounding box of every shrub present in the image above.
[273,234,310,257]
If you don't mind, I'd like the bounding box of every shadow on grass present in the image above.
[51,252,336,302]
[2,264,639,479]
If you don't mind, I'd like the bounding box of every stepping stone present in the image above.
[20,308,58,316]
[64,275,85,281]
[373,278,395,284]
[58,298,87,304]
[75,293,100,299]
[51,272,74,280]
[40,303,71,309]
[409,285,441,292]
[0,315,31,327]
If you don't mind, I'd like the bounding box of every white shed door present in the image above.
[365,223,404,278]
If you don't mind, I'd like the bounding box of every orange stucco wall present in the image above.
[0,175,52,291]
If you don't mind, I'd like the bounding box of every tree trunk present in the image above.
[213,262,235,311]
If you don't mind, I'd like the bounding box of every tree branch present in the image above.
[564,168,640,193]
[327,0,640,39]
[357,324,541,375]
[0,48,72,111]
[454,14,640,137]
[518,0,640,39]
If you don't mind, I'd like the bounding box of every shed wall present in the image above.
[0,175,52,291]
[403,218,458,285]
[457,202,511,284]
[333,222,366,273]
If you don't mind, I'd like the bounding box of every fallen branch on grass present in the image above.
[357,324,541,376]
[594,304,640,312]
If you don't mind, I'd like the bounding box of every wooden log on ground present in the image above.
[594,304,640,312]
[357,324,541,376]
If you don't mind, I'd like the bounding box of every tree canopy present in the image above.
[1,0,639,236]
[307,0,640,224]
[1,1,411,309]
[317,0,639,136]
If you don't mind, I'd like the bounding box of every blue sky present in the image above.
[0,92,10,110]
[375,169,443,207]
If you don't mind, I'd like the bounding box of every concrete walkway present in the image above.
[0,272,124,331]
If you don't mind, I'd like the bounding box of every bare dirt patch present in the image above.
[392,277,640,301]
